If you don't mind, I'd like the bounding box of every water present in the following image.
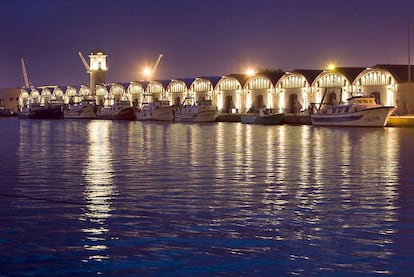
[0,118,413,276]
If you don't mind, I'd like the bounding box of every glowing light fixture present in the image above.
[246,68,256,76]
[327,63,336,70]
[143,68,151,79]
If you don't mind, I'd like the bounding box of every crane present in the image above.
[147,54,163,81]
[78,51,90,72]
[21,58,30,89]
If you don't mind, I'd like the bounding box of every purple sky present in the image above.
[0,0,411,88]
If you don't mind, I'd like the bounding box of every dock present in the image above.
[386,116,414,127]
[216,113,312,125]
[218,114,414,127]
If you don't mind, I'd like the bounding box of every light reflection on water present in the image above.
[0,119,412,275]
[81,121,115,260]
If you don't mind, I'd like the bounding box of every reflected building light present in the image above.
[244,125,254,181]
[80,121,115,260]
[215,123,225,180]
[265,127,274,184]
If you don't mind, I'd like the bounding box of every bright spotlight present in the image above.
[246,68,256,76]
[144,68,151,77]
[327,63,336,70]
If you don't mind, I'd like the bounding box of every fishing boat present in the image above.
[96,100,136,120]
[0,106,15,117]
[64,99,97,119]
[175,98,218,122]
[18,103,64,119]
[136,99,175,121]
[310,95,395,127]
[241,108,285,125]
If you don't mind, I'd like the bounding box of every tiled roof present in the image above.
[374,64,414,83]
[227,73,250,86]
[334,67,366,82]
[292,69,323,84]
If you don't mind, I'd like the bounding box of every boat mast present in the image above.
[317,88,328,111]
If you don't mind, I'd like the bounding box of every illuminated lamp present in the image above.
[246,69,256,76]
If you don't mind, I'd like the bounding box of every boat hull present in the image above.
[311,106,395,127]
[20,105,64,119]
[0,108,15,117]
[136,106,175,121]
[241,113,285,125]
[175,110,218,122]
[64,105,96,119]
[96,107,136,120]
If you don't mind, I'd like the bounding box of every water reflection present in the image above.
[81,120,115,261]
[9,119,409,275]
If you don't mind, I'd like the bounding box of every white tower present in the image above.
[89,49,108,92]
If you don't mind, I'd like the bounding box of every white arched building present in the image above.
[276,70,319,113]
[166,79,190,106]
[215,74,246,113]
[354,66,398,112]
[127,81,145,107]
[243,74,280,113]
[12,62,414,116]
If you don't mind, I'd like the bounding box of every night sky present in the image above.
[0,0,411,88]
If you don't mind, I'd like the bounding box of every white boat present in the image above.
[64,99,96,119]
[175,98,218,122]
[241,108,285,125]
[310,95,395,127]
[136,100,175,121]
[96,100,136,120]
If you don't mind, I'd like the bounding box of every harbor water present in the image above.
[0,118,413,276]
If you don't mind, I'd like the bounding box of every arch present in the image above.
[145,80,165,102]
[146,81,164,93]
[354,67,396,108]
[189,78,215,103]
[19,89,30,107]
[66,86,78,97]
[95,84,108,106]
[78,85,91,97]
[52,87,64,102]
[166,79,188,93]
[40,87,52,104]
[109,83,125,101]
[166,79,187,106]
[127,82,144,107]
[244,75,274,111]
[190,78,214,92]
[276,72,310,113]
[312,71,351,106]
[30,88,40,104]
[65,86,79,105]
[215,76,243,113]
[216,76,242,91]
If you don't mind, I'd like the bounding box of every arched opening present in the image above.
[289,94,298,113]
[225,95,234,113]
[257,95,264,109]
[328,92,337,106]
[370,91,381,104]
